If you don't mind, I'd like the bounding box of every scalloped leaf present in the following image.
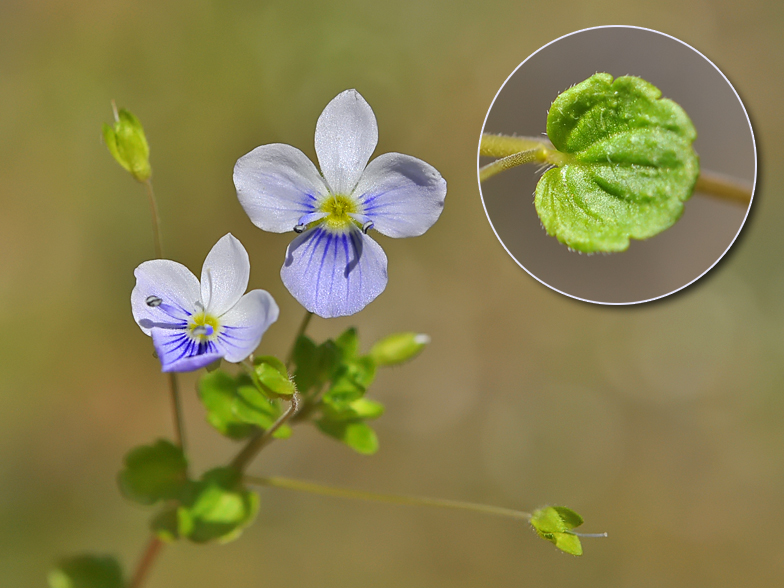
[117,440,188,505]
[48,555,124,588]
[535,73,699,253]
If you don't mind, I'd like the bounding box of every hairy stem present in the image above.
[245,475,532,521]
[479,148,548,182]
[479,132,753,205]
[480,133,551,158]
[694,170,753,205]
[128,536,164,588]
[229,394,301,472]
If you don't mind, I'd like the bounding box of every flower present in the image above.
[233,89,447,318]
[131,233,279,372]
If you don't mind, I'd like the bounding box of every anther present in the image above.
[191,325,214,337]
[362,221,374,234]
[294,224,306,234]
[146,295,163,307]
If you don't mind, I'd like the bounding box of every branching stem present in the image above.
[245,475,532,521]
[479,133,753,205]
[229,394,301,472]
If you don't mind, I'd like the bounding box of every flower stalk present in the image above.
[244,475,532,521]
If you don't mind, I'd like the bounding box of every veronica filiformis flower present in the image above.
[131,233,279,372]
[233,89,447,318]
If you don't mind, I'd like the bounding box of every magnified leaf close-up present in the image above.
[535,73,700,253]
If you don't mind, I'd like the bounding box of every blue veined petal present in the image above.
[132,260,200,336]
[280,224,388,318]
[215,289,280,362]
[234,143,330,233]
[352,152,447,238]
[151,329,223,372]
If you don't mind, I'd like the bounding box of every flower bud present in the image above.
[369,332,430,366]
[102,104,151,182]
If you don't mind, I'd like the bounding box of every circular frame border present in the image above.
[476,25,758,306]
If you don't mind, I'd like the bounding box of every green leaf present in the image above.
[317,419,379,455]
[254,356,296,397]
[535,73,699,253]
[177,467,260,544]
[197,370,256,440]
[335,327,360,358]
[292,336,341,393]
[530,506,585,556]
[102,106,151,182]
[48,555,124,588]
[369,332,430,366]
[118,440,188,505]
[347,398,385,420]
[151,504,184,542]
[233,381,292,439]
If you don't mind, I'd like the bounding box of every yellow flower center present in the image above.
[319,194,360,231]
[189,312,220,340]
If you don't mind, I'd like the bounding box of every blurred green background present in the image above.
[1,1,783,586]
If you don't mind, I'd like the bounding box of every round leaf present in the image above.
[535,73,699,253]
[118,440,188,505]
[48,555,124,588]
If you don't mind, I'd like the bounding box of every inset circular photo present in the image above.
[478,26,756,304]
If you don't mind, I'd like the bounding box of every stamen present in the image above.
[294,224,306,233]
[362,221,374,234]
[146,295,163,307]
[191,325,214,337]
[194,300,205,312]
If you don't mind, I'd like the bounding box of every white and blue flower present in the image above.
[233,89,447,318]
[131,233,279,372]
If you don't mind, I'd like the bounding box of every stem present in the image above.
[168,373,186,454]
[479,133,753,205]
[479,148,547,182]
[480,133,551,158]
[245,475,532,521]
[143,179,164,259]
[286,310,314,367]
[229,394,301,472]
[695,170,752,205]
[128,536,164,588]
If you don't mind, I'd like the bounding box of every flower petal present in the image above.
[281,225,388,318]
[132,260,200,336]
[315,89,378,195]
[151,328,223,372]
[353,152,447,238]
[216,289,280,362]
[234,143,330,233]
[201,234,250,316]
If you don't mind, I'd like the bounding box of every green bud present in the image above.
[253,355,296,397]
[102,103,151,182]
[369,332,430,366]
[530,506,606,556]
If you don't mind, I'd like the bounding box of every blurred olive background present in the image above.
[1,1,783,587]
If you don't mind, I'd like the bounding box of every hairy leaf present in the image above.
[535,73,699,252]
